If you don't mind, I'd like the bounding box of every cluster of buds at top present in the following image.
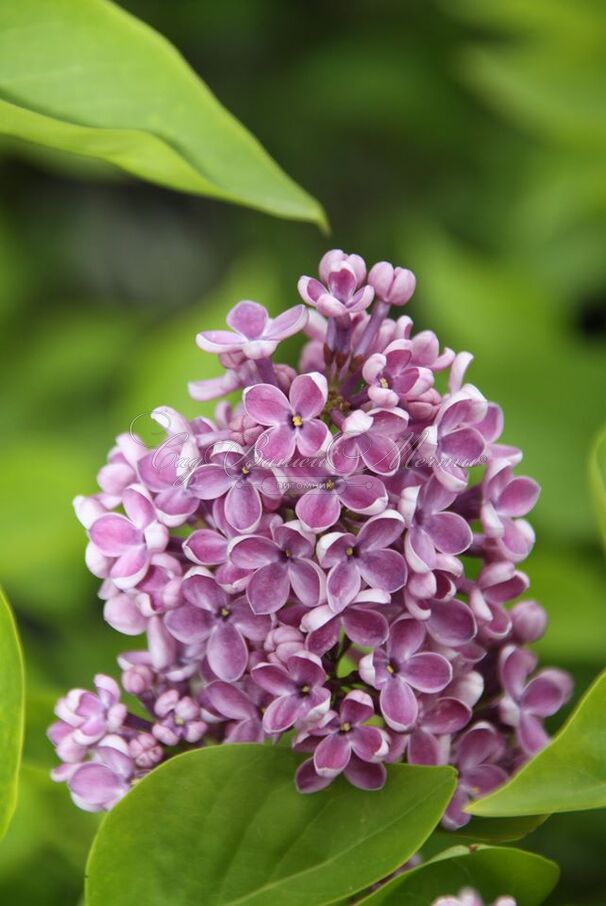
[48,249,571,817]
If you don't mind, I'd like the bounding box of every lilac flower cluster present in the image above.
[49,249,571,817]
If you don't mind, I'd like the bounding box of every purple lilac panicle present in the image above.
[50,249,571,820]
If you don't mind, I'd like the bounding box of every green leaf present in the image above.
[0,588,25,839]
[0,0,327,228]
[589,425,606,552]
[469,670,606,817]
[439,813,547,845]
[86,745,456,906]
[356,845,559,906]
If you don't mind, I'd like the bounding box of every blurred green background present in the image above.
[0,0,604,902]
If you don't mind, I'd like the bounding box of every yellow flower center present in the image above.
[292,414,303,427]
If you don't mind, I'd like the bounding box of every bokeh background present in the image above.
[0,1,605,902]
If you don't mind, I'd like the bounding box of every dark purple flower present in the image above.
[444,722,508,829]
[360,618,452,731]
[251,652,330,734]
[229,518,323,613]
[164,570,270,682]
[244,372,330,464]
[317,510,407,612]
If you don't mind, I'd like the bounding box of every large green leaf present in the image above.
[357,845,559,906]
[0,0,326,228]
[0,588,25,839]
[86,745,456,906]
[469,670,606,817]
[589,425,606,552]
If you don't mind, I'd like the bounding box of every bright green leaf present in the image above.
[469,670,606,817]
[0,587,25,839]
[0,0,327,228]
[357,845,559,906]
[439,813,547,845]
[589,425,606,552]
[86,745,456,906]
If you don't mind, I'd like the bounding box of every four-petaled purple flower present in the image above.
[244,372,330,464]
[360,618,452,731]
[229,518,323,613]
[252,652,330,734]
[196,300,308,360]
[317,510,407,612]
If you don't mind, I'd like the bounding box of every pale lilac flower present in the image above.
[152,690,207,746]
[360,618,452,731]
[244,372,330,464]
[400,476,473,573]
[444,722,508,828]
[53,735,134,813]
[481,459,539,560]
[295,472,388,533]
[229,519,323,613]
[329,408,406,476]
[197,300,307,359]
[164,570,270,682]
[202,681,266,743]
[86,484,168,589]
[48,675,126,763]
[302,590,390,655]
[295,691,389,792]
[190,444,280,533]
[363,341,433,409]
[317,510,407,612]
[433,891,516,906]
[252,652,330,734]
[499,646,572,754]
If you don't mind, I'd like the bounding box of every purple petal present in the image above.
[314,733,351,777]
[344,756,386,791]
[518,712,549,755]
[290,372,327,419]
[350,725,387,762]
[229,535,279,569]
[359,434,401,476]
[262,693,301,733]
[295,758,334,793]
[342,607,389,648]
[340,690,375,726]
[204,681,256,720]
[380,677,418,731]
[426,512,472,555]
[288,558,322,607]
[424,698,471,734]
[190,464,233,500]
[226,300,268,338]
[90,514,139,556]
[296,487,341,532]
[287,652,326,687]
[338,475,388,515]
[358,549,407,594]
[164,604,213,643]
[357,510,404,551]
[256,424,297,465]
[497,477,540,517]
[297,420,330,457]
[327,560,361,613]
[408,729,445,766]
[427,599,477,647]
[388,618,425,661]
[247,562,291,614]
[207,622,248,682]
[183,529,228,565]
[264,305,308,340]
[122,486,155,530]
[251,663,296,696]
[225,481,262,532]
[521,669,572,717]
[402,653,452,693]
[244,383,291,426]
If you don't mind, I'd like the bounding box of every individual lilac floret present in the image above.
[229,519,323,613]
[244,372,330,463]
[252,652,330,734]
[53,247,571,815]
[196,300,307,359]
[295,691,389,793]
